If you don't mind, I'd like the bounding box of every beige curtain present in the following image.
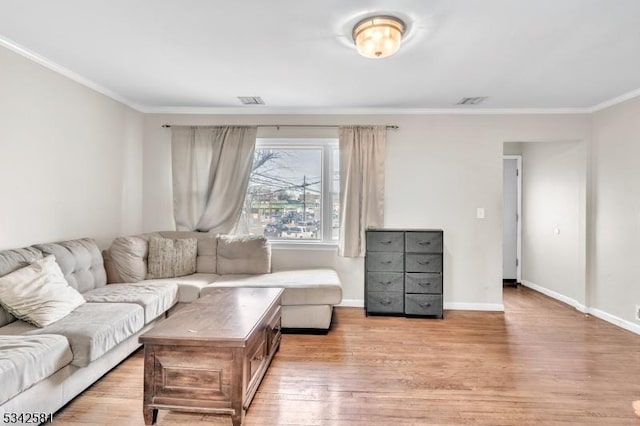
[338,125,387,257]
[171,126,257,233]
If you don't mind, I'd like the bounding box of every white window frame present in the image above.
[252,138,339,250]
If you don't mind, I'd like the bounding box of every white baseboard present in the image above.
[338,299,364,307]
[521,280,588,313]
[521,280,640,335]
[586,307,640,335]
[444,302,504,311]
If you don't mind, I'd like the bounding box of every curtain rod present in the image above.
[161,124,399,130]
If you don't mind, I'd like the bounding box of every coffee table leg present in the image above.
[143,406,157,425]
[231,409,245,426]
[143,345,158,424]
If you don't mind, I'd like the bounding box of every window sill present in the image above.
[269,240,339,251]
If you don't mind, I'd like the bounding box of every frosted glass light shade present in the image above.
[353,16,405,59]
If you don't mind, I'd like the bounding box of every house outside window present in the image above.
[238,139,339,243]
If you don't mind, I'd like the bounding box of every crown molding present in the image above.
[0,35,144,112]
[588,88,640,112]
[141,105,592,115]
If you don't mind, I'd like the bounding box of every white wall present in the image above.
[143,113,590,307]
[591,97,640,325]
[4,38,640,330]
[0,46,144,249]
[503,142,523,155]
[520,141,587,307]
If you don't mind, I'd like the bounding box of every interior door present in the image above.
[503,158,518,280]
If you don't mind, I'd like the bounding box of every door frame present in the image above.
[503,155,522,282]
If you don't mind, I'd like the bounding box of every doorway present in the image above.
[502,141,587,311]
[503,155,521,285]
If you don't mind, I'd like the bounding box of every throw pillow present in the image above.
[158,231,218,274]
[217,234,271,274]
[146,237,198,279]
[0,255,86,327]
[107,233,161,283]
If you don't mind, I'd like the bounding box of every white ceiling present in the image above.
[2,0,640,113]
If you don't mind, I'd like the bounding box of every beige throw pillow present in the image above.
[217,234,271,274]
[0,256,86,327]
[146,237,198,279]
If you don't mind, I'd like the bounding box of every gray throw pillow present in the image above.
[146,237,198,279]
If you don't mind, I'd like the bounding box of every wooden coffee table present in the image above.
[139,287,284,426]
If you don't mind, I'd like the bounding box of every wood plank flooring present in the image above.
[53,286,640,425]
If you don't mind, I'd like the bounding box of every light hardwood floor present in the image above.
[54,286,640,425]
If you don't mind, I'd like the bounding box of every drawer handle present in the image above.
[419,303,432,308]
[380,299,392,306]
[381,280,393,285]
[418,241,432,246]
[418,261,430,265]
[252,354,264,362]
[381,260,392,265]
[380,240,393,244]
[418,282,431,287]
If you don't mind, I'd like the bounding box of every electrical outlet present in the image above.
[636,304,640,321]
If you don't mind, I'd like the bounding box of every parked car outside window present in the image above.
[282,226,313,239]
[264,223,283,237]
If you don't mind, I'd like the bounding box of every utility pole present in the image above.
[302,175,306,222]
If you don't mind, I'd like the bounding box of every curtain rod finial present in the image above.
[162,124,171,128]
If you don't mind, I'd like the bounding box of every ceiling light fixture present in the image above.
[352,15,406,59]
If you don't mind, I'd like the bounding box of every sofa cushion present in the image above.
[159,231,217,274]
[144,273,219,303]
[202,269,342,306]
[33,238,106,293]
[83,282,178,323]
[106,233,161,283]
[147,237,197,279]
[216,234,271,274]
[0,334,72,405]
[9,303,144,367]
[0,247,43,327]
[106,231,217,284]
[0,256,86,327]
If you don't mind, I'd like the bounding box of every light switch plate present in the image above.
[476,207,485,219]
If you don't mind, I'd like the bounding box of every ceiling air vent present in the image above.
[237,96,265,105]
[457,97,487,105]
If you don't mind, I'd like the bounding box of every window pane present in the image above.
[243,148,322,240]
[332,147,340,240]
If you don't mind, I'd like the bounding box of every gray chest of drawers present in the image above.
[365,229,443,318]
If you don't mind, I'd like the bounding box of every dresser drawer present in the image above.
[366,231,404,252]
[405,254,442,273]
[366,252,404,272]
[367,272,404,292]
[405,294,443,316]
[405,231,443,253]
[367,291,404,314]
[405,273,442,294]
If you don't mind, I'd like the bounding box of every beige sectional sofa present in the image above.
[0,232,342,421]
